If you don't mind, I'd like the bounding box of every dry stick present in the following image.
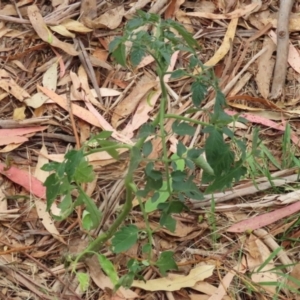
[23,252,82,300]
[270,0,294,98]
[74,38,103,104]
[232,22,273,77]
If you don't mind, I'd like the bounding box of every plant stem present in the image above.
[84,144,132,156]
[158,74,172,196]
[165,114,210,127]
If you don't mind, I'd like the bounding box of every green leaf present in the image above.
[176,141,187,157]
[156,251,178,276]
[93,131,113,139]
[138,123,156,138]
[158,200,188,214]
[142,140,153,157]
[126,17,145,31]
[128,147,142,175]
[78,191,102,229]
[165,20,199,50]
[173,177,203,200]
[44,173,61,210]
[205,164,247,193]
[142,243,151,253]
[65,150,85,179]
[112,225,139,254]
[170,153,185,171]
[82,210,95,231]
[172,121,195,136]
[191,81,207,106]
[145,181,172,212]
[97,254,119,285]
[41,161,60,172]
[171,170,186,182]
[130,46,146,66]
[76,273,89,292]
[160,213,176,232]
[205,127,234,175]
[111,42,126,67]
[73,160,95,183]
[170,69,186,79]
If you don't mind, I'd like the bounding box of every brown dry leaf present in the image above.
[245,235,277,295]
[26,63,57,108]
[61,19,93,33]
[255,36,276,99]
[200,18,238,70]
[132,265,215,291]
[0,183,7,212]
[0,69,31,101]
[175,9,194,33]
[27,5,78,56]
[269,30,300,74]
[13,106,26,120]
[87,6,125,29]
[34,144,66,245]
[185,3,259,19]
[262,14,300,32]
[112,76,158,128]
[49,25,75,38]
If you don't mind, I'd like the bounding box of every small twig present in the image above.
[270,0,294,98]
[23,252,81,300]
[74,38,103,103]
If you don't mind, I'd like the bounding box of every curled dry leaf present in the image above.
[27,5,78,56]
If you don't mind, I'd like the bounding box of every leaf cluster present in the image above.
[42,150,101,229]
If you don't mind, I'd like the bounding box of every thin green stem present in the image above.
[165,114,211,127]
[158,74,172,196]
[84,144,132,156]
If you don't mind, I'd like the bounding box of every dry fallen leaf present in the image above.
[132,265,215,291]
[27,5,78,56]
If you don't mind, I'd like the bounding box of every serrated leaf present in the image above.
[97,254,119,285]
[156,251,178,276]
[73,160,95,183]
[191,81,207,106]
[112,225,139,253]
[130,46,146,66]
